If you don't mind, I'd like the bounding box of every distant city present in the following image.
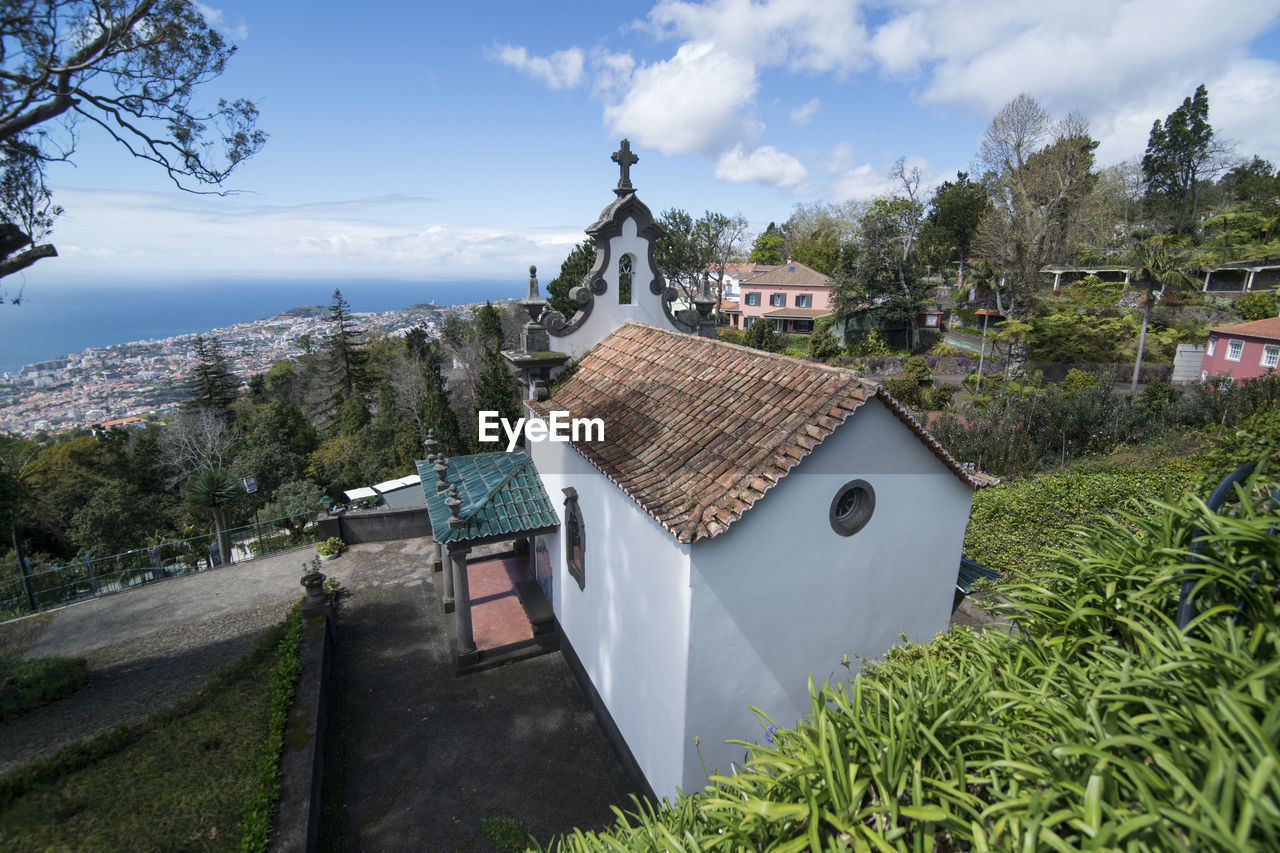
[0,301,471,436]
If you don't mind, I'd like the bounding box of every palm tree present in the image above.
[190,466,239,565]
[1128,237,1197,394]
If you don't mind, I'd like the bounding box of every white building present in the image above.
[491,142,997,797]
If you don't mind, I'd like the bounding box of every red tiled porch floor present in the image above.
[466,553,534,651]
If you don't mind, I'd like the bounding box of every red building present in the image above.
[1199,317,1280,382]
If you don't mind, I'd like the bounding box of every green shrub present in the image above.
[314,536,344,557]
[716,328,745,346]
[0,657,87,721]
[483,816,535,853]
[239,604,304,852]
[547,479,1280,851]
[742,318,777,352]
[1061,367,1097,396]
[1234,290,1278,321]
[807,327,842,361]
[847,329,890,357]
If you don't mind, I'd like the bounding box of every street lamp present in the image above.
[244,475,263,552]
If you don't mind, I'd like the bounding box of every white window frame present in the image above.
[1207,336,1216,356]
[769,293,786,307]
[1225,339,1243,362]
[794,293,812,308]
[1262,344,1279,369]
[744,292,760,306]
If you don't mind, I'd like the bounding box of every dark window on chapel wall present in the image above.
[563,487,585,589]
[829,479,875,537]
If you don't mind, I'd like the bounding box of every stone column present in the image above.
[1203,269,1212,292]
[449,543,477,663]
[439,540,454,612]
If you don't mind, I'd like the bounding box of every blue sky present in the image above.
[31,0,1280,290]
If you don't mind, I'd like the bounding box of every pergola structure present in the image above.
[416,438,559,666]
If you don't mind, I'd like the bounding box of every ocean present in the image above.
[0,278,518,374]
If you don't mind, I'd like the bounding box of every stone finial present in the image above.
[693,271,716,338]
[434,455,450,493]
[423,429,438,462]
[520,265,550,354]
[445,483,465,530]
[611,139,638,195]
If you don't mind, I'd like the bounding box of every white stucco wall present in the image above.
[529,424,693,797]
[682,398,974,790]
[554,215,675,358]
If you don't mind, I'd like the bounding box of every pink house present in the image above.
[1199,317,1280,382]
[729,259,834,333]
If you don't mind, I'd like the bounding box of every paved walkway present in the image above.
[0,539,639,851]
[467,553,535,651]
[322,540,638,852]
[0,545,312,775]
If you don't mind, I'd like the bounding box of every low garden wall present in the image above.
[315,507,430,544]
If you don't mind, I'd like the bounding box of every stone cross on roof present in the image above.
[611,139,638,194]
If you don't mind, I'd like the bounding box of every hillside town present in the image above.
[0,303,449,435]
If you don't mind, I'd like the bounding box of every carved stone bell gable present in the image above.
[542,140,696,355]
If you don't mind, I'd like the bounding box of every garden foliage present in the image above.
[546,477,1280,851]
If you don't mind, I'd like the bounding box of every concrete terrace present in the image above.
[0,538,638,851]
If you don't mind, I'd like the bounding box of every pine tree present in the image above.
[474,301,504,350]
[547,240,596,318]
[472,343,522,452]
[326,289,370,400]
[184,335,240,416]
[419,341,465,456]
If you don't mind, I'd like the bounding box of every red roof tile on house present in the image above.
[528,321,995,544]
[743,260,832,286]
[1208,317,1280,341]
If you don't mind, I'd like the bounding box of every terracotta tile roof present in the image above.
[528,322,994,544]
[1208,317,1280,341]
[762,307,832,319]
[744,260,833,286]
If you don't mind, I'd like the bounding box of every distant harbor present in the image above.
[0,278,518,376]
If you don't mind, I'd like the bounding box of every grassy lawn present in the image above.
[0,657,87,722]
[0,622,286,852]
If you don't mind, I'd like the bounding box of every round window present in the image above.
[829,479,875,536]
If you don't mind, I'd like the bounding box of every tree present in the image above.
[748,224,785,265]
[780,201,861,277]
[839,196,929,350]
[472,343,521,451]
[474,301,505,349]
[0,0,265,292]
[188,465,238,565]
[324,289,371,425]
[1128,237,1196,393]
[262,479,325,537]
[419,341,465,456]
[547,239,596,318]
[976,94,1097,376]
[654,208,707,299]
[699,211,750,308]
[184,335,240,416]
[920,172,988,288]
[1142,85,1219,234]
[743,317,777,352]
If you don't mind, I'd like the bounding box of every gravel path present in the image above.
[0,547,313,777]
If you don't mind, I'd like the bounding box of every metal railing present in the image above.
[1,512,321,622]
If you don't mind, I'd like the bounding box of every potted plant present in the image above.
[315,536,344,561]
[300,556,326,600]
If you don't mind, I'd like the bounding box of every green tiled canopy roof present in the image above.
[415,450,559,544]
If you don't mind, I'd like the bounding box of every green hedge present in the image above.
[544,476,1280,851]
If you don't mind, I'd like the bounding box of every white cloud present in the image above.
[790,98,820,125]
[194,4,248,41]
[488,44,586,89]
[715,145,808,188]
[644,0,869,76]
[817,143,857,173]
[43,188,584,282]
[826,156,939,203]
[602,41,760,156]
